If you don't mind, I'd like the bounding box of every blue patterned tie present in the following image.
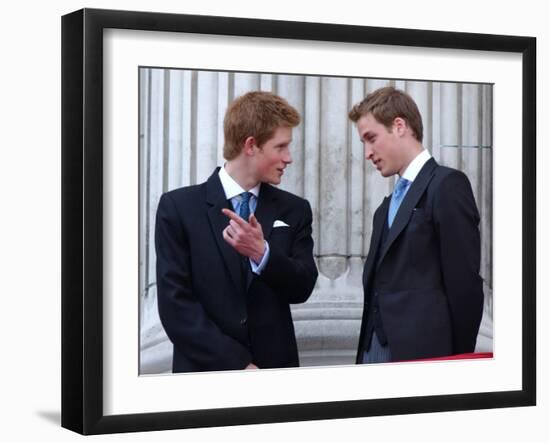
[239,192,252,222]
[388,177,410,227]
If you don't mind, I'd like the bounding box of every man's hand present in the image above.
[221,209,265,263]
[245,363,259,370]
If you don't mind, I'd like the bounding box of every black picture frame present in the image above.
[61,8,536,435]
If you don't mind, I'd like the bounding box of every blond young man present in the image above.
[349,87,484,363]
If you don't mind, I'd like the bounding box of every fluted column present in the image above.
[145,69,166,297]
[318,77,349,280]
[304,76,321,256]
[348,78,366,288]
[440,82,461,169]
[276,74,306,195]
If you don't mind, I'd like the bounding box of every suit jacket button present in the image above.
[240,318,247,326]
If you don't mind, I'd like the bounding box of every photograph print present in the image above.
[138,67,494,375]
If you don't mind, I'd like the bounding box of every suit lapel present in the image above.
[363,196,390,286]
[206,168,243,292]
[376,158,438,270]
[254,184,278,242]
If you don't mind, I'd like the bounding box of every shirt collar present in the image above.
[400,149,432,183]
[218,165,261,200]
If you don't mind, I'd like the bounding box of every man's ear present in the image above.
[243,136,257,156]
[392,117,408,136]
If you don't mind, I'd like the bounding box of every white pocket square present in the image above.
[273,220,290,228]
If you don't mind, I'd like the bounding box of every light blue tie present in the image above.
[388,177,410,227]
[239,192,252,221]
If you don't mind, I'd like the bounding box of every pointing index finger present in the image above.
[221,208,247,226]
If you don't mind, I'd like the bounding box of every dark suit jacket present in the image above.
[155,168,318,372]
[356,158,484,362]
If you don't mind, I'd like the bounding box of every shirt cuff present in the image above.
[250,241,270,275]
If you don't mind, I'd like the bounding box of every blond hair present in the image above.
[349,86,423,142]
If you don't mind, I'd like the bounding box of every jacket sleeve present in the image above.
[258,199,318,304]
[433,171,484,354]
[155,193,252,371]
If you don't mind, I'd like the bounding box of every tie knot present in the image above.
[388,177,410,228]
[394,177,409,197]
[239,192,252,221]
[241,192,252,204]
